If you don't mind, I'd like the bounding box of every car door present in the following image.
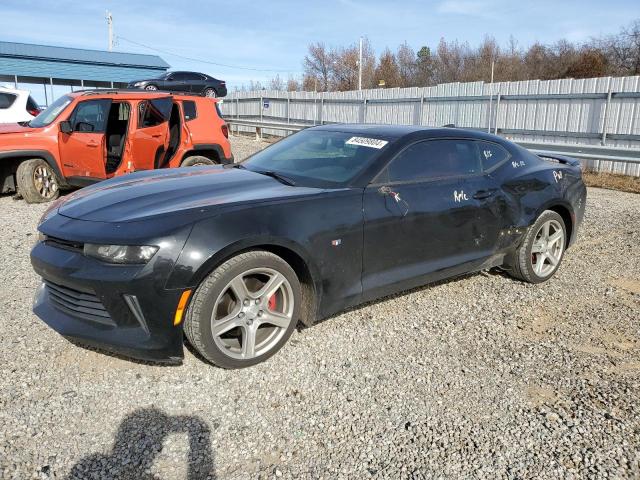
[165,72,188,92]
[126,98,171,171]
[57,99,112,179]
[184,73,206,94]
[361,138,503,298]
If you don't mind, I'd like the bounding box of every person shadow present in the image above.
[66,407,215,480]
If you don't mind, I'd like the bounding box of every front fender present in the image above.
[165,216,322,292]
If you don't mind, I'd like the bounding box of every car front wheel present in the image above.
[508,210,567,283]
[181,156,215,167]
[144,84,158,91]
[16,159,60,203]
[184,251,301,368]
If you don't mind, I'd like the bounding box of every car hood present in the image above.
[0,123,36,134]
[58,166,325,223]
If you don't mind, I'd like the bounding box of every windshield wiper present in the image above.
[253,170,296,186]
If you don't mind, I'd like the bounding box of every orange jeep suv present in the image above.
[0,90,233,203]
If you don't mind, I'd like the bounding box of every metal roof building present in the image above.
[0,41,170,104]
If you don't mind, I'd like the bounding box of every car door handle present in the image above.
[473,189,497,200]
[151,134,163,138]
[87,141,99,148]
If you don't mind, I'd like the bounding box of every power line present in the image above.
[117,36,297,73]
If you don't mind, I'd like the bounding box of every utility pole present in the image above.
[358,36,363,90]
[106,11,114,51]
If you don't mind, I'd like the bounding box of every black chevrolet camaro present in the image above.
[31,125,586,368]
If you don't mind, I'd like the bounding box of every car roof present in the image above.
[312,123,504,142]
[0,85,29,95]
[69,89,172,100]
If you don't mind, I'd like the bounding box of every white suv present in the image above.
[0,86,40,123]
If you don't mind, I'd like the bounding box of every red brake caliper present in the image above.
[268,294,277,311]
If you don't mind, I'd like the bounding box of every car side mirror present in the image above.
[59,121,72,134]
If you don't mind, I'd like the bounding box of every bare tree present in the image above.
[599,20,640,75]
[303,42,332,91]
[397,42,417,87]
[286,76,301,92]
[269,74,285,91]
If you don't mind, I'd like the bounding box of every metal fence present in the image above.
[220,75,640,177]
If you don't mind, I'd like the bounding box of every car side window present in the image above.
[183,73,201,81]
[182,101,197,121]
[0,93,17,109]
[476,141,510,171]
[379,139,482,183]
[138,98,172,128]
[70,100,111,133]
[170,73,187,81]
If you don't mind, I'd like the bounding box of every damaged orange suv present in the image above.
[0,90,233,203]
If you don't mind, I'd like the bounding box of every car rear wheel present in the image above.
[507,210,566,283]
[144,84,158,91]
[184,251,301,368]
[181,156,215,167]
[203,88,217,98]
[16,159,60,203]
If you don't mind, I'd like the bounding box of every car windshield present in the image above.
[29,95,73,128]
[242,129,389,187]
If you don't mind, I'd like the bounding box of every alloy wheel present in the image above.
[204,88,217,98]
[145,85,158,91]
[33,165,58,200]
[211,268,294,360]
[530,219,564,278]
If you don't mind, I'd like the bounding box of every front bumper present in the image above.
[31,238,187,363]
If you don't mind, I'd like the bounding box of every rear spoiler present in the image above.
[531,151,582,168]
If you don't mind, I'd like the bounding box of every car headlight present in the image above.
[133,82,144,87]
[83,244,158,264]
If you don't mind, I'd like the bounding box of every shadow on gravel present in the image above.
[66,408,215,479]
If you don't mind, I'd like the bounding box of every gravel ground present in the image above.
[1,134,639,479]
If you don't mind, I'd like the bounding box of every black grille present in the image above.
[44,236,84,253]
[45,280,114,326]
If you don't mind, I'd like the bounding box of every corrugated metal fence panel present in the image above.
[220,76,640,176]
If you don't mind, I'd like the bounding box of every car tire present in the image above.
[16,159,60,204]
[144,84,158,91]
[203,88,217,98]
[184,250,302,369]
[181,156,215,167]
[507,210,567,284]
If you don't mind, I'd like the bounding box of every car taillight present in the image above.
[27,108,39,117]
[221,124,228,138]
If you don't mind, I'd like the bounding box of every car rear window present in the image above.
[215,103,224,119]
[379,139,481,183]
[476,141,510,171]
[0,92,17,109]
[183,100,197,121]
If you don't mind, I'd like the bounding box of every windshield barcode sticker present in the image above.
[345,136,388,149]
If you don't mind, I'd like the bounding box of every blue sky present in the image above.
[2,0,639,92]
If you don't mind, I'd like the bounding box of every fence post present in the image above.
[259,95,263,141]
[494,93,501,135]
[287,92,291,124]
[601,88,612,146]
